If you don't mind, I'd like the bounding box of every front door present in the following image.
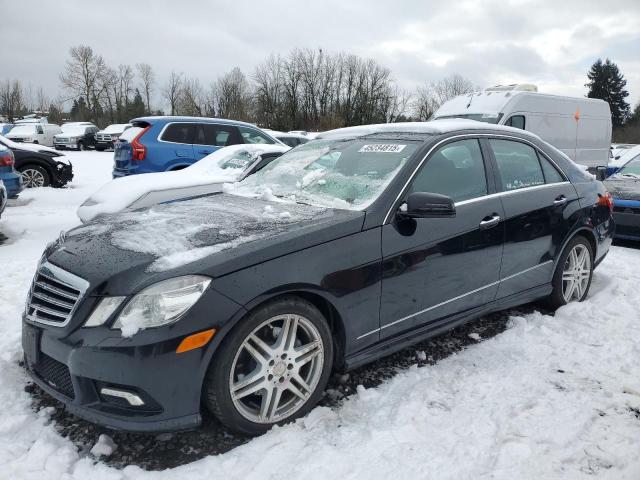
[379,138,505,339]
[485,138,580,298]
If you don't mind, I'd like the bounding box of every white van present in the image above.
[433,84,612,168]
[5,122,61,147]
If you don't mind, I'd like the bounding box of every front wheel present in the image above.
[78,142,85,151]
[19,165,50,188]
[203,297,333,435]
[546,236,594,309]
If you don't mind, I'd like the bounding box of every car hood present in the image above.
[48,194,365,295]
[604,176,640,201]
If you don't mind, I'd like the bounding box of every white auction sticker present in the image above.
[358,144,406,153]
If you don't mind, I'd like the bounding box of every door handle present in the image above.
[553,195,568,207]
[479,214,501,229]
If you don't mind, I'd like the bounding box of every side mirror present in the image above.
[595,166,607,181]
[400,192,456,218]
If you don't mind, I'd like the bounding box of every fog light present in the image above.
[100,387,145,406]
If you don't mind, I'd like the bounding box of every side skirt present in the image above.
[343,283,552,371]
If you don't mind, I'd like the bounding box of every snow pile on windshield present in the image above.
[93,195,324,272]
[78,144,289,222]
[229,139,417,210]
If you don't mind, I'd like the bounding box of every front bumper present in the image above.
[52,162,74,187]
[612,211,640,240]
[21,279,245,433]
[96,140,115,149]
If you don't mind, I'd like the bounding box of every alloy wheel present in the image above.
[561,244,591,302]
[229,314,324,424]
[21,168,46,188]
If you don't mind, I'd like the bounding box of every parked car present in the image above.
[604,152,640,240]
[112,116,281,178]
[610,143,636,160]
[0,144,23,198]
[22,120,613,435]
[0,179,6,219]
[54,123,99,151]
[0,136,73,188]
[0,123,13,135]
[265,130,309,148]
[95,123,132,151]
[78,144,289,222]
[607,144,640,177]
[5,122,61,147]
[432,84,612,169]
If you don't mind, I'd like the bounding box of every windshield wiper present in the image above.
[620,173,640,179]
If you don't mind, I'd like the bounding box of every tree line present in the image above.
[1,45,638,140]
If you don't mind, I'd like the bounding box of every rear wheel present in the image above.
[203,296,333,435]
[546,236,593,309]
[19,165,50,188]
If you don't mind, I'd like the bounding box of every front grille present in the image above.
[55,138,69,143]
[34,353,75,399]
[25,262,88,327]
[613,206,640,215]
[96,134,112,142]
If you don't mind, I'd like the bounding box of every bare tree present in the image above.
[136,63,154,114]
[163,71,183,115]
[413,73,477,120]
[0,79,24,121]
[177,77,205,116]
[211,67,253,121]
[59,45,108,121]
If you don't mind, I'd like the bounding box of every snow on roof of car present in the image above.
[130,116,260,127]
[317,119,539,140]
[0,135,58,154]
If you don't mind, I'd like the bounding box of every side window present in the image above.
[238,126,274,144]
[540,156,565,184]
[409,139,487,202]
[36,125,44,135]
[161,123,196,144]
[490,139,544,191]
[506,115,526,130]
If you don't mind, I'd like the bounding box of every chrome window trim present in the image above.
[453,181,571,207]
[383,133,570,224]
[25,261,89,328]
[356,260,553,340]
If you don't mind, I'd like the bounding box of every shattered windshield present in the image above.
[230,138,419,209]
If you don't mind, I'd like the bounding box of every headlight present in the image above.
[85,297,126,327]
[112,275,211,337]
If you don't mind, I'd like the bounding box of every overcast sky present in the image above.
[3,0,640,110]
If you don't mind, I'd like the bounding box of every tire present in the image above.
[33,140,39,144]
[203,296,334,436]
[78,142,85,151]
[19,164,51,188]
[546,236,594,310]
[96,147,105,152]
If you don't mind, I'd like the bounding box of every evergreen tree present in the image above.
[126,89,146,120]
[585,58,630,128]
[628,102,640,125]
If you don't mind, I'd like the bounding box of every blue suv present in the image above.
[0,144,23,198]
[113,116,281,177]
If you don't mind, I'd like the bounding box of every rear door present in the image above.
[379,138,505,340]
[159,123,196,163]
[193,124,242,160]
[485,138,579,298]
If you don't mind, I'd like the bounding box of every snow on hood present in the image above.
[77,144,290,222]
[75,194,326,272]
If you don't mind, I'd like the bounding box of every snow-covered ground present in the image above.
[0,151,639,479]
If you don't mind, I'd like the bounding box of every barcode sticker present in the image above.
[358,144,406,153]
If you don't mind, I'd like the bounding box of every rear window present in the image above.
[161,123,196,144]
[119,127,144,143]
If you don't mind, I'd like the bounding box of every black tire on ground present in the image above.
[78,142,85,151]
[32,140,39,144]
[203,296,334,436]
[95,147,105,151]
[545,235,594,310]
[19,164,51,188]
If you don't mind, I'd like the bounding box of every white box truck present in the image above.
[432,84,612,168]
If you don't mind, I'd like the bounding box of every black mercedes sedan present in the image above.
[0,136,73,188]
[604,153,640,241]
[22,120,614,435]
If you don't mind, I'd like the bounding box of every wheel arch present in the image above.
[17,158,54,178]
[554,226,597,271]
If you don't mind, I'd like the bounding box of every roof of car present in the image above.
[317,119,540,140]
[131,116,259,128]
